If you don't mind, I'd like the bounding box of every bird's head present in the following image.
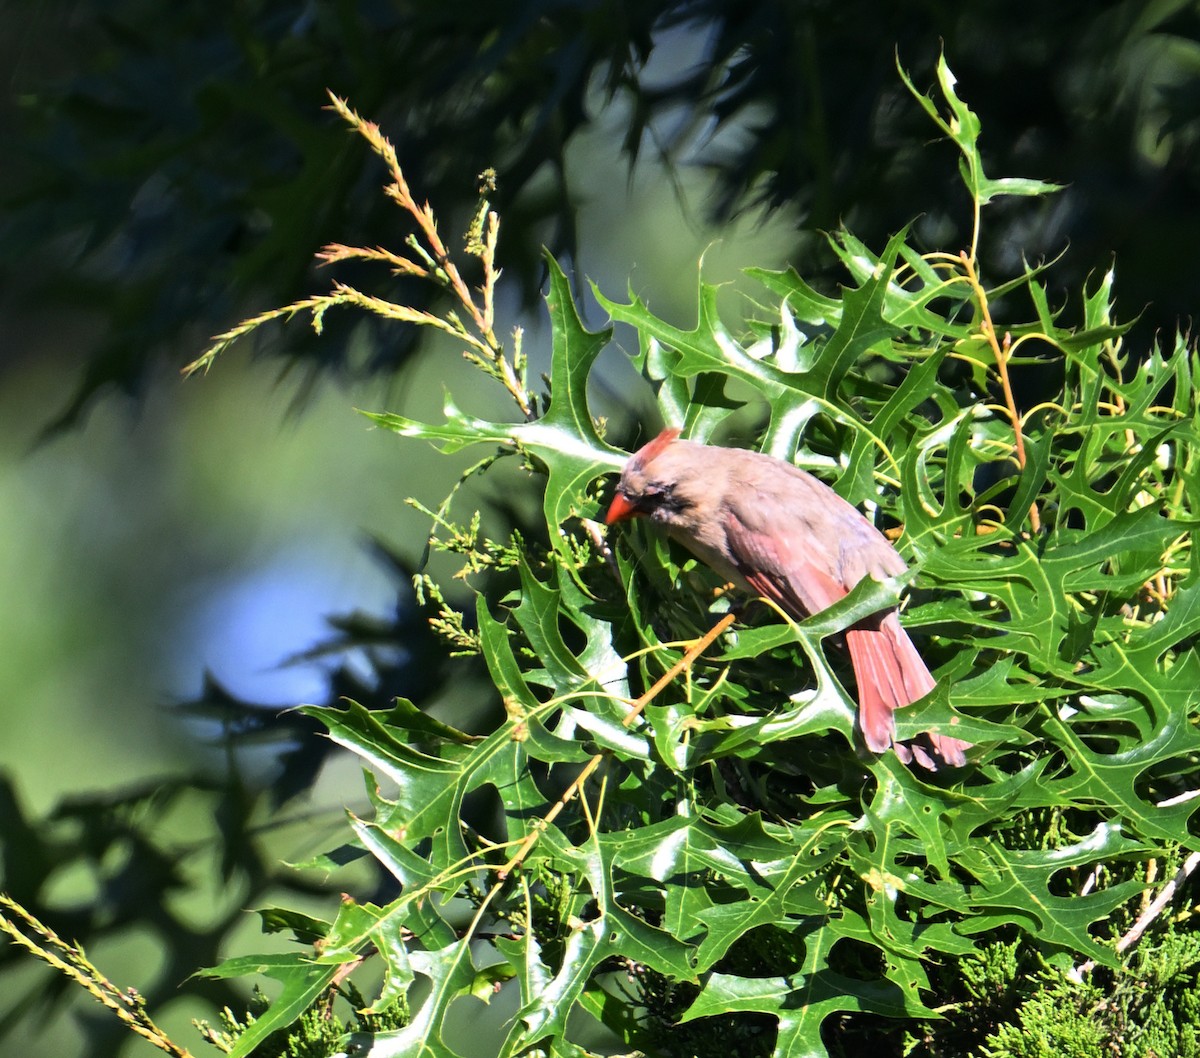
[605,427,698,526]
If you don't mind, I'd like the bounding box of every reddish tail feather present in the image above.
[845,613,968,769]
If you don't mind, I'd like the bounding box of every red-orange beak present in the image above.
[605,492,639,525]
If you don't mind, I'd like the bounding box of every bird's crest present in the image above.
[630,426,681,467]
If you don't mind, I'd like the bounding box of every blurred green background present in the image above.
[2,2,1199,1055]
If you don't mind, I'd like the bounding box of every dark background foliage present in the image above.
[5,1,1199,426]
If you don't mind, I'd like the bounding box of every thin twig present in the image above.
[581,517,622,586]
[959,252,1041,532]
[186,93,537,422]
[1075,851,1200,977]
[1155,788,1200,809]
[327,94,493,343]
[0,894,194,1057]
[498,611,737,879]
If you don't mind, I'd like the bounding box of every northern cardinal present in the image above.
[605,427,969,770]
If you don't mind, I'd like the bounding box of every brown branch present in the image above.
[959,251,1041,533]
[498,611,737,879]
[1076,851,1200,977]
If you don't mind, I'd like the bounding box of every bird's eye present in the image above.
[640,480,689,516]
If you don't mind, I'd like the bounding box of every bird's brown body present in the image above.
[606,428,968,770]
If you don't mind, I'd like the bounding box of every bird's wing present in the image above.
[722,510,847,620]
